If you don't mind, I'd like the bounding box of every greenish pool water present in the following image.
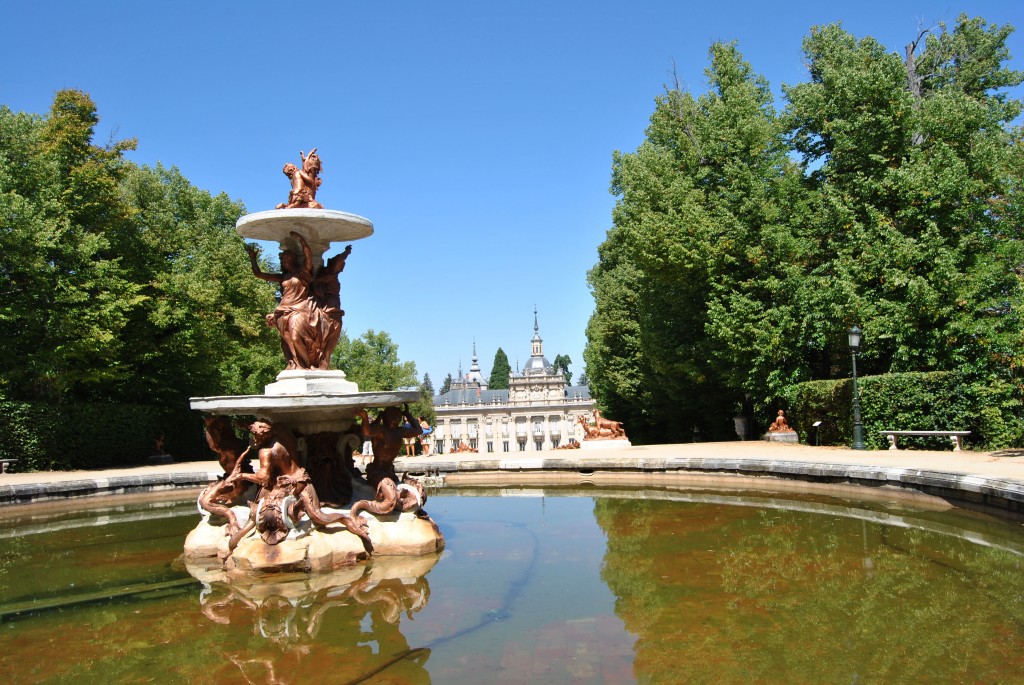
[3,486,1024,684]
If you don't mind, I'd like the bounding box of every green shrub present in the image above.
[783,372,1024,451]
[0,401,204,471]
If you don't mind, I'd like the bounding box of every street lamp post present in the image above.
[848,326,865,450]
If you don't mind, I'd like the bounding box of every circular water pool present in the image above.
[2,484,1024,683]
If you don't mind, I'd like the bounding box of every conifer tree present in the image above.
[488,348,511,389]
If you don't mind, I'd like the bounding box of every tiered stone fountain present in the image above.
[182,150,443,578]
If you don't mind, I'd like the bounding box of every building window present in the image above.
[552,437,560,449]
[470,438,478,450]
[534,438,543,451]
[518,439,526,452]
[435,440,443,454]
[487,441,493,453]
[503,441,509,452]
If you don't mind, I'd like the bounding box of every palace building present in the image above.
[431,312,594,453]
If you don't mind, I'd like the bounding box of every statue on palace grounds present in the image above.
[225,420,370,549]
[247,231,351,370]
[768,410,793,433]
[350,405,430,520]
[203,415,253,475]
[577,412,628,440]
[355,405,423,487]
[577,410,627,440]
[593,409,626,438]
[350,474,428,520]
[276,148,324,209]
[311,244,352,368]
[197,416,257,538]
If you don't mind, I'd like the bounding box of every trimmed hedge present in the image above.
[782,372,1024,451]
[0,401,205,471]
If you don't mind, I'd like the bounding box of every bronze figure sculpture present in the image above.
[197,416,256,539]
[226,421,369,550]
[577,412,628,440]
[311,245,351,369]
[247,232,351,370]
[203,415,252,474]
[768,410,794,433]
[247,231,320,369]
[592,409,626,438]
[355,405,422,487]
[276,149,324,209]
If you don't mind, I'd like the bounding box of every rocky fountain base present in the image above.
[184,497,443,574]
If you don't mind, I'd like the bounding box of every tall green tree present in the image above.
[117,163,280,402]
[0,91,281,406]
[0,90,144,400]
[784,16,1024,380]
[586,17,1024,445]
[587,42,810,441]
[552,354,573,384]
[413,373,436,426]
[488,348,511,389]
[440,373,454,395]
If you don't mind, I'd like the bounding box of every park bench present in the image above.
[879,430,970,452]
[0,458,17,473]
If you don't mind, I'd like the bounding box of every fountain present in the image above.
[184,149,443,574]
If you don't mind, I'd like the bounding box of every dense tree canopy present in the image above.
[585,16,1024,444]
[0,90,280,406]
[331,329,432,423]
[331,329,418,392]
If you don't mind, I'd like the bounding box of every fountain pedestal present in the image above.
[265,369,359,395]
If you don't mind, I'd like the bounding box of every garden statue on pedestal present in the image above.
[246,230,349,371]
[276,149,324,209]
[185,147,443,575]
[577,410,628,440]
[764,410,799,443]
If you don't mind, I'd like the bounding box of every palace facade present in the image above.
[431,314,594,453]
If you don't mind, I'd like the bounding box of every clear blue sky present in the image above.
[3,1,1021,388]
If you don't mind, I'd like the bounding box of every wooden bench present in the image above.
[879,430,970,452]
[0,459,17,473]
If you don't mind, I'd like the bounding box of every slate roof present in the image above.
[433,384,591,406]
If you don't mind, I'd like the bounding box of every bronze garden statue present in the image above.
[276,148,324,209]
[186,146,442,576]
[768,410,794,433]
[577,410,628,440]
[225,420,370,550]
[356,404,423,487]
[351,405,431,521]
[246,230,351,370]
